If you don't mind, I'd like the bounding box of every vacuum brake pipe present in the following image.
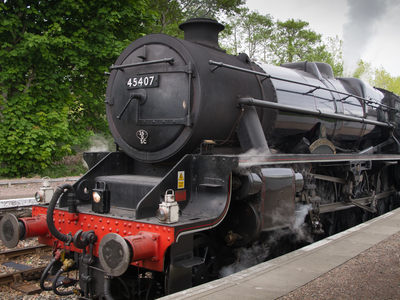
[46,184,74,244]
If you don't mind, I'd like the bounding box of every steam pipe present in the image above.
[238,97,393,128]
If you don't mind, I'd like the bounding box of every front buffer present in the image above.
[0,154,236,298]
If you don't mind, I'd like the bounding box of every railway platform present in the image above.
[161,208,400,300]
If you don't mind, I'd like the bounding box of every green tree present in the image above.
[374,68,400,95]
[0,0,154,176]
[270,19,322,64]
[221,9,273,60]
[222,13,343,76]
[323,36,344,77]
[352,60,400,95]
[353,59,373,81]
[150,0,244,35]
[305,37,344,77]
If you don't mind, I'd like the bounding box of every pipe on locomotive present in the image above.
[238,97,393,128]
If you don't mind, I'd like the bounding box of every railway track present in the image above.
[0,177,78,187]
[0,244,52,294]
[0,244,51,262]
[0,265,46,286]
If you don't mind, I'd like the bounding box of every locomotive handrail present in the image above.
[238,97,393,128]
[110,57,175,70]
[209,60,396,112]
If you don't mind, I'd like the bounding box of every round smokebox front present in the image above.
[106,34,195,162]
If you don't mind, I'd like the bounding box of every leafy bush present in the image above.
[0,1,155,176]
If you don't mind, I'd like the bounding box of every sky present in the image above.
[246,0,400,76]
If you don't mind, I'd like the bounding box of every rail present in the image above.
[0,177,78,187]
[110,57,175,70]
[0,245,51,262]
[0,198,37,209]
[0,266,46,286]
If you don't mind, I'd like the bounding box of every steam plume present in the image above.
[343,0,389,74]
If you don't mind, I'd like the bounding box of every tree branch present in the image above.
[23,69,35,94]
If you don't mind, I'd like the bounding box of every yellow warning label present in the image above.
[177,171,185,189]
[178,181,184,189]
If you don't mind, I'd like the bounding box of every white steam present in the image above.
[238,148,273,169]
[219,243,270,277]
[87,134,112,152]
[219,204,313,278]
[292,204,313,242]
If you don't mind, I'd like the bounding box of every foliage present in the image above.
[270,19,343,76]
[353,59,373,81]
[221,8,273,59]
[149,0,244,35]
[323,36,344,77]
[353,60,400,95]
[221,12,344,77]
[0,0,154,177]
[39,157,88,178]
[270,19,321,64]
[374,68,400,95]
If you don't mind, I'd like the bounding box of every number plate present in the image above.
[127,74,159,89]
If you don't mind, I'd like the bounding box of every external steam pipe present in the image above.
[238,97,393,128]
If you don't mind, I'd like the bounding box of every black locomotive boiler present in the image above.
[2,18,400,299]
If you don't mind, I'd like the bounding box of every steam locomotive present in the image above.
[2,18,400,299]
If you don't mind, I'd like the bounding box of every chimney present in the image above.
[179,18,225,50]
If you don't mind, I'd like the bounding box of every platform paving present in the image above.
[161,208,400,300]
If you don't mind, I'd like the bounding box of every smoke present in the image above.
[292,204,313,242]
[81,134,113,168]
[343,0,389,74]
[219,204,313,278]
[87,134,112,152]
[293,204,311,229]
[238,148,273,169]
[219,243,270,277]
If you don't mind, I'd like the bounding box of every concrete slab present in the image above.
[160,208,400,300]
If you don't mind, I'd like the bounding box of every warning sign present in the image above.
[177,171,185,189]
